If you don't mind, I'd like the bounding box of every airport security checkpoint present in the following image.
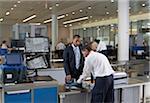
[0,0,150,103]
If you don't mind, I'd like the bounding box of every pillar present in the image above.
[118,0,129,61]
[51,14,58,51]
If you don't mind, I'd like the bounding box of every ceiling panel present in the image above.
[0,0,149,25]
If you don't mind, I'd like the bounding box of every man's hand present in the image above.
[65,75,71,82]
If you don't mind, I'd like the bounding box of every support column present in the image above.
[51,14,58,51]
[118,0,129,61]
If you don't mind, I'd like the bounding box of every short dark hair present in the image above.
[81,42,93,51]
[2,40,6,44]
[73,35,80,39]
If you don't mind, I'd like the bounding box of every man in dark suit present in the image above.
[63,35,84,82]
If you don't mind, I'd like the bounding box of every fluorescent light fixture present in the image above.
[56,3,59,7]
[66,14,69,16]
[17,0,21,4]
[106,12,109,15]
[57,15,65,19]
[6,11,10,16]
[88,6,92,10]
[43,15,65,24]
[0,18,4,22]
[89,16,93,18]
[14,4,17,7]
[111,0,114,3]
[69,24,72,27]
[23,14,36,23]
[72,12,75,15]
[63,16,89,24]
[29,23,41,25]
[79,9,83,12]
[142,3,146,7]
[11,8,14,10]
[43,19,52,23]
[49,7,52,10]
[111,24,114,27]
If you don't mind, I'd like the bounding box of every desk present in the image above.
[0,81,58,103]
[59,76,150,103]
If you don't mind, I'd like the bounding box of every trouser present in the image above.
[91,74,114,103]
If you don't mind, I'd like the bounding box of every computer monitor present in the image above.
[5,53,23,65]
[25,37,49,53]
[11,40,25,48]
[27,55,48,69]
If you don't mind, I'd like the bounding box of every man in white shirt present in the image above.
[56,41,66,58]
[0,40,9,49]
[77,43,115,103]
[96,40,108,56]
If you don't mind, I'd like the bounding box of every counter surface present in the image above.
[59,76,150,95]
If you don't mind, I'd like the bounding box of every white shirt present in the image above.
[72,44,81,69]
[1,44,8,49]
[56,42,66,50]
[77,51,115,83]
[96,41,107,51]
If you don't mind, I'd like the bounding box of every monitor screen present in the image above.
[27,56,48,69]
[5,53,22,65]
[25,37,49,53]
[11,40,25,48]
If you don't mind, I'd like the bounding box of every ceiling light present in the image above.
[43,15,65,24]
[6,11,10,16]
[57,15,65,19]
[142,3,146,7]
[63,16,89,24]
[11,8,14,10]
[43,19,52,23]
[79,9,83,12]
[69,24,72,27]
[29,23,41,25]
[83,28,86,30]
[56,3,59,7]
[88,6,92,10]
[0,18,4,22]
[23,14,36,23]
[17,0,21,4]
[106,12,109,15]
[111,0,114,3]
[64,25,67,27]
[111,24,114,27]
[49,7,52,10]
[89,16,93,18]
[14,4,17,7]
[66,14,69,16]
[72,12,75,15]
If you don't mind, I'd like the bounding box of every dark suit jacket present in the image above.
[63,45,84,80]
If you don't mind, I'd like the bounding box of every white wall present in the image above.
[0,24,12,43]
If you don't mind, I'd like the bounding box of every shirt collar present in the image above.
[72,44,78,49]
[86,51,94,58]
